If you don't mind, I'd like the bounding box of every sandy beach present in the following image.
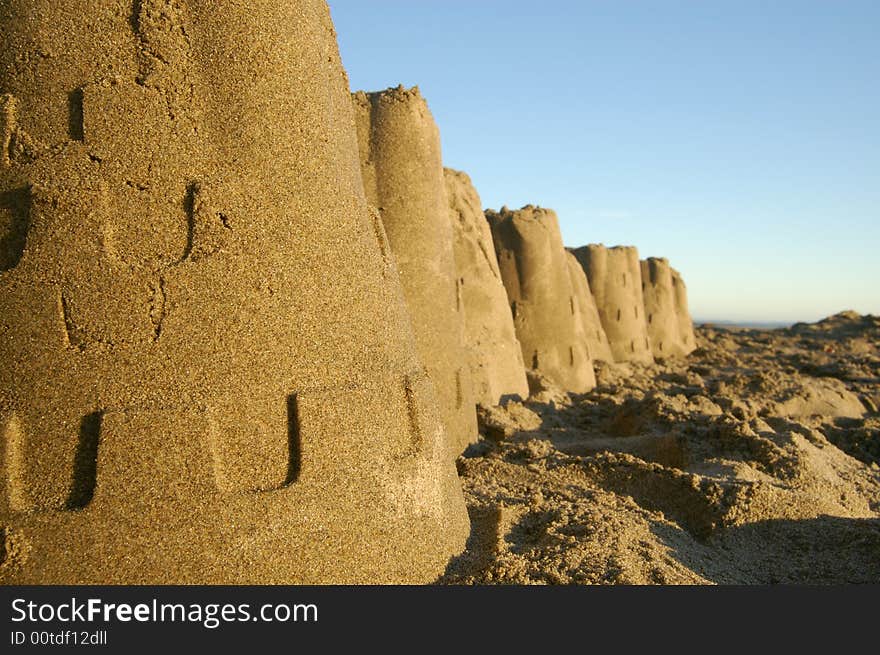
[443,313,880,584]
[1,1,877,588]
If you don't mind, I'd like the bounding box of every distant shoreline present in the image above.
[695,319,793,330]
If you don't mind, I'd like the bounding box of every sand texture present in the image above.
[641,257,696,359]
[486,206,597,394]
[442,313,880,584]
[571,245,654,365]
[0,0,469,584]
[352,87,478,454]
[565,251,614,363]
[444,169,529,406]
[2,0,873,589]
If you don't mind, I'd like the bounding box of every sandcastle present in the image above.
[444,169,529,405]
[570,245,654,364]
[640,257,695,358]
[0,0,469,584]
[487,206,597,393]
[352,86,477,453]
[565,251,614,363]
[672,268,697,354]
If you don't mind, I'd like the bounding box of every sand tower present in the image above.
[565,251,614,363]
[570,245,654,365]
[352,87,477,453]
[486,206,596,393]
[444,168,528,406]
[640,257,693,358]
[0,0,468,584]
[672,268,697,354]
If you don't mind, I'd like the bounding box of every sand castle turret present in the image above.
[486,206,597,393]
[640,257,694,358]
[565,251,614,363]
[352,86,477,453]
[444,169,529,405]
[671,268,697,354]
[570,245,654,365]
[0,0,468,584]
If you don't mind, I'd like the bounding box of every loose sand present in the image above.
[442,313,880,584]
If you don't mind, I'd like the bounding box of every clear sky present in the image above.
[328,1,879,323]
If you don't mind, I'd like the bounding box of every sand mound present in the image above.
[444,168,529,406]
[443,315,880,584]
[353,87,478,454]
[0,0,468,584]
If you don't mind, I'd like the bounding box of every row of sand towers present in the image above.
[0,1,694,583]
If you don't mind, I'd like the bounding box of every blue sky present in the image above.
[328,1,879,322]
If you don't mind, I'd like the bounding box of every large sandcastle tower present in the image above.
[672,268,697,354]
[0,0,468,584]
[444,169,528,405]
[565,251,614,363]
[571,245,654,365]
[640,257,693,358]
[352,86,477,454]
[487,206,596,393]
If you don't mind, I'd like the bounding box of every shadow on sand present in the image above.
[651,514,880,584]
